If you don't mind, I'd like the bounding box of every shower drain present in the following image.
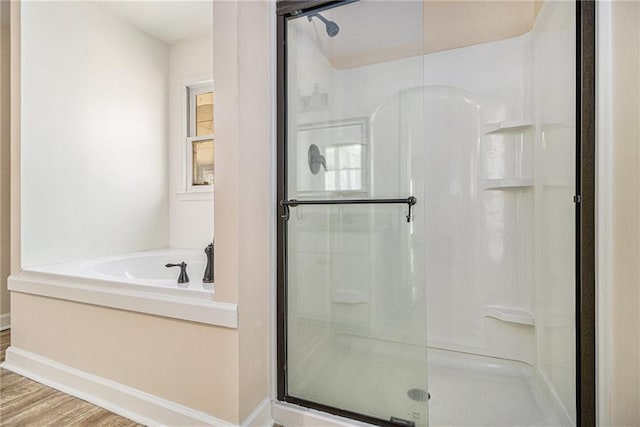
[407,388,430,402]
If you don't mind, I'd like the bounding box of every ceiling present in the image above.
[300,0,544,69]
[99,1,212,46]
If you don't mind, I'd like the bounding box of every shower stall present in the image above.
[276,1,594,425]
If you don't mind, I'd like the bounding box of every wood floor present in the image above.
[0,329,142,426]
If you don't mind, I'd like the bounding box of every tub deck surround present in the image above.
[8,249,237,328]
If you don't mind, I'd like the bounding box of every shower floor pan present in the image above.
[288,333,565,426]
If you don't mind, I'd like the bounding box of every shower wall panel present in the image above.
[330,35,536,364]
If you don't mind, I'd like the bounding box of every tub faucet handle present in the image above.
[165,262,189,284]
[203,243,214,283]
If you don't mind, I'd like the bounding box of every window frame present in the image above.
[185,81,214,193]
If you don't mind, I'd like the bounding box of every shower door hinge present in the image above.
[573,195,581,204]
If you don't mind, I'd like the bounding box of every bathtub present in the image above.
[13,249,235,327]
[24,249,213,301]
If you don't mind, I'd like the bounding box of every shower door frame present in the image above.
[275,1,597,425]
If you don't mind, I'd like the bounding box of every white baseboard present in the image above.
[1,346,237,426]
[0,313,9,331]
[241,398,271,427]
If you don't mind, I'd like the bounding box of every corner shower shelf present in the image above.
[483,178,533,190]
[484,305,535,326]
[484,119,533,135]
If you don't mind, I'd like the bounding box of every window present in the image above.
[187,83,214,190]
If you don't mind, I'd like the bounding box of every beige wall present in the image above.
[213,0,272,421]
[423,0,542,54]
[236,1,272,419]
[212,0,240,305]
[609,1,640,424]
[10,293,241,421]
[0,1,10,322]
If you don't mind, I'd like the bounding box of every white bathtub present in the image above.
[14,248,235,327]
[24,249,213,301]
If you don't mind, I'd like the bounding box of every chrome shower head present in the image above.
[308,12,340,38]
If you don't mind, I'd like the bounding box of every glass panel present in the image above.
[285,0,427,424]
[284,0,577,425]
[192,139,214,185]
[196,92,213,136]
[287,203,427,423]
[533,1,576,422]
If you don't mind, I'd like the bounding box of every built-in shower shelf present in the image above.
[332,290,369,304]
[484,305,534,326]
[484,119,533,135]
[483,178,533,190]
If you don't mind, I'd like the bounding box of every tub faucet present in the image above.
[203,242,214,283]
[166,262,189,284]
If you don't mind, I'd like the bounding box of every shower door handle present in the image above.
[280,196,417,222]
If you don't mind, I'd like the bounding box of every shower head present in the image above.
[307,12,340,38]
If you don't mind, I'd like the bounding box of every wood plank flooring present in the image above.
[0,330,8,364]
[0,329,142,426]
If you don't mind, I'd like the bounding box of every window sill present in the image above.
[174,191,213,202]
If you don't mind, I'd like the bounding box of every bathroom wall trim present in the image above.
[8,273,238,328]
[0,313,9,331]
[1,347,237,427]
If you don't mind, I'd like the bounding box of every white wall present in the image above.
[168,35,214,250]
[0,0,10,326]
[20,1,170,267]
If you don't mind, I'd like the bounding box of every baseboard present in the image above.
[0,313,9,331]
[1,346,237,426]
[241,398,271,427]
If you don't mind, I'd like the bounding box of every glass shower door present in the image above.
[280,1,427,425]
